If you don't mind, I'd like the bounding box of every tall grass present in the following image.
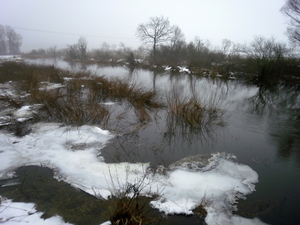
[0,61,63,88]
[167,92,222,132]
[30,89,110,126]
[1,61,162,128]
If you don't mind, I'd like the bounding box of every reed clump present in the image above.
[167,95,220,131]
[107,175,157,225]
[0,61,63,89]
[109,195,156,225]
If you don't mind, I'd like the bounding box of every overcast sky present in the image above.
[0,0,289,52]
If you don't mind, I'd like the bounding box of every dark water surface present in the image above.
[3,58,299,224]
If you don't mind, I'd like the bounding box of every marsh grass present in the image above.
[109,192,157,225]
[29,88,110,126]
[0,61,63,89]
[167,94,220,131]
[163,87,226,146]
[1,62,162,129]
[65,76,162,124]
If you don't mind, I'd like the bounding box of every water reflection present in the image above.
[248,85,299,114]
[66,60,87,71]
[248,84,300,165]
[271,109,300,166]
[101,104,223,168]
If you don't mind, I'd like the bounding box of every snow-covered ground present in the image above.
[0,198,72,225]
[0,55,23,62]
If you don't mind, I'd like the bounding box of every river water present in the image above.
[23,58,300,224]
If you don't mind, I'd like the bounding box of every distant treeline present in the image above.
[23,35,300,87]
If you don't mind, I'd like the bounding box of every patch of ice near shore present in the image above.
[0,198,73,225]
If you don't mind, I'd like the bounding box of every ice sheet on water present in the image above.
[151,153,268,224]
[0,122,267,225]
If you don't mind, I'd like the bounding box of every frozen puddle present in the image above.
[0,123,268,225]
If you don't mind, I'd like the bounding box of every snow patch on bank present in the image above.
[0,123,267,225]
[0,55,23,62]
[0,198,72,225]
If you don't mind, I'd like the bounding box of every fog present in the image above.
[0,0,289,52]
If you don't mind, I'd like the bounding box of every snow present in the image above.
[12,106,34,118]
[150,153,260,219]
[0,55,23,62]
[178,66,191,73]
[0,198,72,225]
[39,82,65,90]
[100,101,115,105]
[0,116,12,127]
[0,115,268,224]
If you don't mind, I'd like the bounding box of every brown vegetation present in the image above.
[0,61,162,128]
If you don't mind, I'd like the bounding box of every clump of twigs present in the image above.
[106,166,158,225]
[109,185,155,225]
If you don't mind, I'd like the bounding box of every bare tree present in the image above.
[5,26,22,54]
[170,26,185,54]
[47,46,57,59]
[78,37,87,59]
[66,37,87,60]
[281,0,300,45]
[244,36,291,85]
[136,16,173,63]
[221,39,232,55]
[0,24,7,55]
[66,43,79,60]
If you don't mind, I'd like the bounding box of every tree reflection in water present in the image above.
[248,84,300,166]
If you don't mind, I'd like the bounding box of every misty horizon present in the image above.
[0,0,290,53]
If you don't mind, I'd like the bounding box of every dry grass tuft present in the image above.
[167,94,220,131]
[107,173,157,225]
[30,88,110,126]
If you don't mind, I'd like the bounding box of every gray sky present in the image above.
[0,0,289,52]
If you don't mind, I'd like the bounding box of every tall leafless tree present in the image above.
[170,26,185,54]
[281,0,300,45]
[66,37,87,60]
[47,46,57,59]
[5,26,22,54]
[136,16,173,64]
[0,25,7,55]
[78,37,87,59]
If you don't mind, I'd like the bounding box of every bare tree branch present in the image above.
[136,16,173,63]
[281,0,300,45]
